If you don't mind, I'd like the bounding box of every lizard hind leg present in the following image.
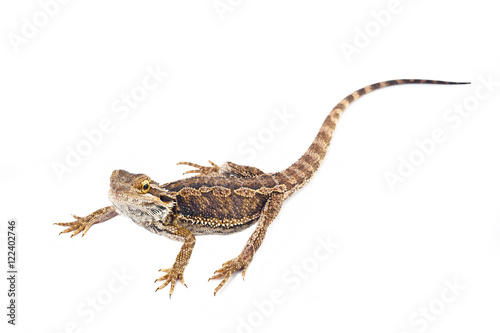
[220,162,265,178]
[178,161,265,178]
[177,160,220,176]
[209,192,284,295]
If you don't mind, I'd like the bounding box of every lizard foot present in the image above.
[55,214,98,237]
[209,256,250,295]
[177,160,220,176]
[155,265,187,297]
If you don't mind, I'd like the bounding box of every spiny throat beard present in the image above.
[108,190,174,224]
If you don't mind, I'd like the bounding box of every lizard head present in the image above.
[108,169,176,223]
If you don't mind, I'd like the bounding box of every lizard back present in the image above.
[162,174,284,234]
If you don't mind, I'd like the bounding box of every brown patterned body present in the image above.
[56,79,469,296]
[162,175,285,235]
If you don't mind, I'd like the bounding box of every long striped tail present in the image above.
[275,79,470,197]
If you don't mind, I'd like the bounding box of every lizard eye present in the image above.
[140,179,150,193]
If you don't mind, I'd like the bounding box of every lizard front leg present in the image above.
[209,192,284,295]
[178,161,265,178]
[154,223,196,297]
[55,206,118,237]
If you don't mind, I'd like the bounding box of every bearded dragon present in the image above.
[55,79,468,296]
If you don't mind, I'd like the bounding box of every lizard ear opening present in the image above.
[160,195,173,202]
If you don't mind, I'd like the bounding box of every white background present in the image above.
[1,1,500,332]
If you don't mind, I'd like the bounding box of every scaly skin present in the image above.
[56,79,469,296]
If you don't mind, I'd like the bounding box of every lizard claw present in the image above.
[155,266,187,298]
[54,214,96,237]
[177,160,220,176]
[209,256,250,296]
